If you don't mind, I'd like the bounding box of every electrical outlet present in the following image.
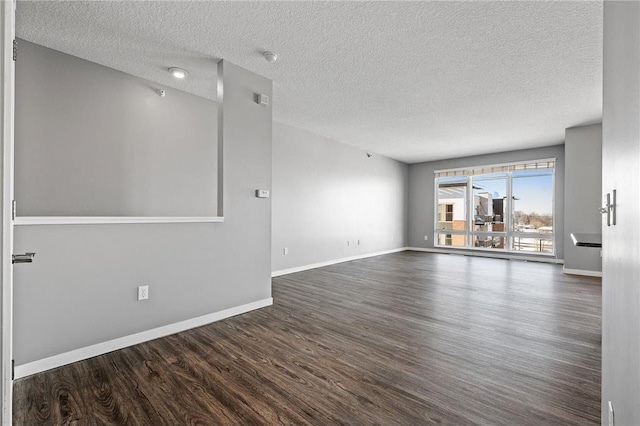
[424,235,429,241]
[137,285,149,301]
[357,239,360,245]
[283,247,289,255]
[347,240,350,246]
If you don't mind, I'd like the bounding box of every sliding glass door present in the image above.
[470,173,507,251]
[434,159,555,256]
[510,168,554,253]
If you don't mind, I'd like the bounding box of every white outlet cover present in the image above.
[424,235,429,240]
[138,285,149,301]
[283,247,288,255]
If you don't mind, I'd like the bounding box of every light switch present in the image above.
[255,189,270,198]
[255,94,269,107]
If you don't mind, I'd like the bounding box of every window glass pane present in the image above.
[472,172,507,180]
[472,234,506,250]
[436,233,466,247]
[436,177,467,235]
[511,236,554,253]
[511,174,554,234]
[472,175,507,232]
[437,176,467,184]
[512,168,554,178]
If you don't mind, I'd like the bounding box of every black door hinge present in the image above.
[11,359,14,380]
[13,39,17,61]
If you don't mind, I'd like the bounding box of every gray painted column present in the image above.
[563,124,602,274]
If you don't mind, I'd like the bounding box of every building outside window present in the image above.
[438,204,454,222]
[434,159,555,255]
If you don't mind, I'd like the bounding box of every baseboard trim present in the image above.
[271,247,408,277]
[406,247,564,264]
[562,267,602,277]
[271,246,564,277]
[14,297,273,379]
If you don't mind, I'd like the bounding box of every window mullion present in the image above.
[506,171,513,252]
[467,175,472,248]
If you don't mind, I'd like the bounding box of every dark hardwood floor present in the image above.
[13,251,601,425]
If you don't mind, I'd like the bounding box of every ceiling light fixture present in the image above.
[168,67,188,79]
[263,51,278,63]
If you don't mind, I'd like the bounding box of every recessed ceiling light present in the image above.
[168,67,188,79]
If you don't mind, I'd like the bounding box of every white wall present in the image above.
[13,48,272,368]
[602,2,640,424]
[563,124,602,274]
[271,123,408,273]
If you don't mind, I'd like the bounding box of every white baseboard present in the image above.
[406,247,564,264]
[14,297,273,379]
[271,247,408,277]
[562,267,602,278]
[271,246,564,278]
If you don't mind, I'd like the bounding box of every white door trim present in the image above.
[1,1,15,424]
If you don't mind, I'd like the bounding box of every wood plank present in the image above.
[13,252,601,425]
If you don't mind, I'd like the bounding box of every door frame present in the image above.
[1,0,15,424]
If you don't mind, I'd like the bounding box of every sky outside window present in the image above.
[512,174,553,215]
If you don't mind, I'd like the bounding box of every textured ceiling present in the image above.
[16,1,603,164]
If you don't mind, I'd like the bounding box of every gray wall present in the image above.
[408,145,565,259]
[271,123,408,272]
[13,59,272,364]
[16,40,218,217]
[602,2,640,424]
[563,124,602,273]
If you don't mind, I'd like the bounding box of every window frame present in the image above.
[434,159,556,256]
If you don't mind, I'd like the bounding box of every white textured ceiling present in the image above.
[16,1,603,163]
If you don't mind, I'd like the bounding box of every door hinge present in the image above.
[11,360,14,380]
[13,39,17,61]
[12,200,16,220]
